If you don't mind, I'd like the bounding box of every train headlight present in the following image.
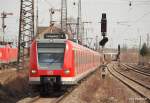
[31,69,37,74]
[64,69,70,74]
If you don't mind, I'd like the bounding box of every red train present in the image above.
[0,44,18,68]
[29,33,102,93]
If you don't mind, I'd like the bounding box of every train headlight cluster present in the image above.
[64,69,70,74]
[31,69,37,74]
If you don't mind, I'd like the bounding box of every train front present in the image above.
[29,33,74,90]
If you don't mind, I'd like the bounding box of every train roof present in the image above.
[67,40,100,55]
[34,39,100,55]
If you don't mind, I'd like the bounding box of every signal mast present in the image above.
[0,11,13,42]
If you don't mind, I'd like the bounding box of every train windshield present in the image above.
[37,43,65,70]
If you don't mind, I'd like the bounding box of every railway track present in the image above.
[127,64,150,74]
[107,63,150,102]
[18,67,100,103]
[17,85,76,103]
[16,83,77,103]
[113,64,150,89]
[121,64,150,76]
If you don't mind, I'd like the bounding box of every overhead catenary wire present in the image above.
[134,11,150,23]
[43,0,54,8]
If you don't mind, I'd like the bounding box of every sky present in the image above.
[0,0,150,48]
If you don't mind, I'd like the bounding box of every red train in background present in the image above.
[29,33,102,94]
[0,42,18,68]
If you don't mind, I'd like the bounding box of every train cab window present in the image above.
[38,53,64,69]
[38,47,65,70]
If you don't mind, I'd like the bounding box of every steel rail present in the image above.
[113,64,150,89]
[107,64,150,102]
[121,64,150,76]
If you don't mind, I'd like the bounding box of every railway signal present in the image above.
[101,13,107,36]
[99,13,108,47]
[0,11,13,41]
[99,36,108,47]
[116,44,120,59]
[117,44,121,66]
[118,44,120,54]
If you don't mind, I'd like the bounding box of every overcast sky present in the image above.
[0,0,150,48]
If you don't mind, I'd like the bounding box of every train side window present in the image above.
[85,53,87,64]
[87,53,89,64]
[80,51,81,66]
[74,49,77,68]
[83,52,85,64]
[77,50,79,68]
[87,52,88,64]
[89,54,91,64]
[88,53,90,64]
[81,52,82,63]
[79,51,81,65]
[76,50,78,73]
[78,51,80,67]
[82,51,84,64]
[81,51,82,65]
[81,51,82,64]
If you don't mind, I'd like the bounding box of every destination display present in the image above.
[44,33,66,39]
